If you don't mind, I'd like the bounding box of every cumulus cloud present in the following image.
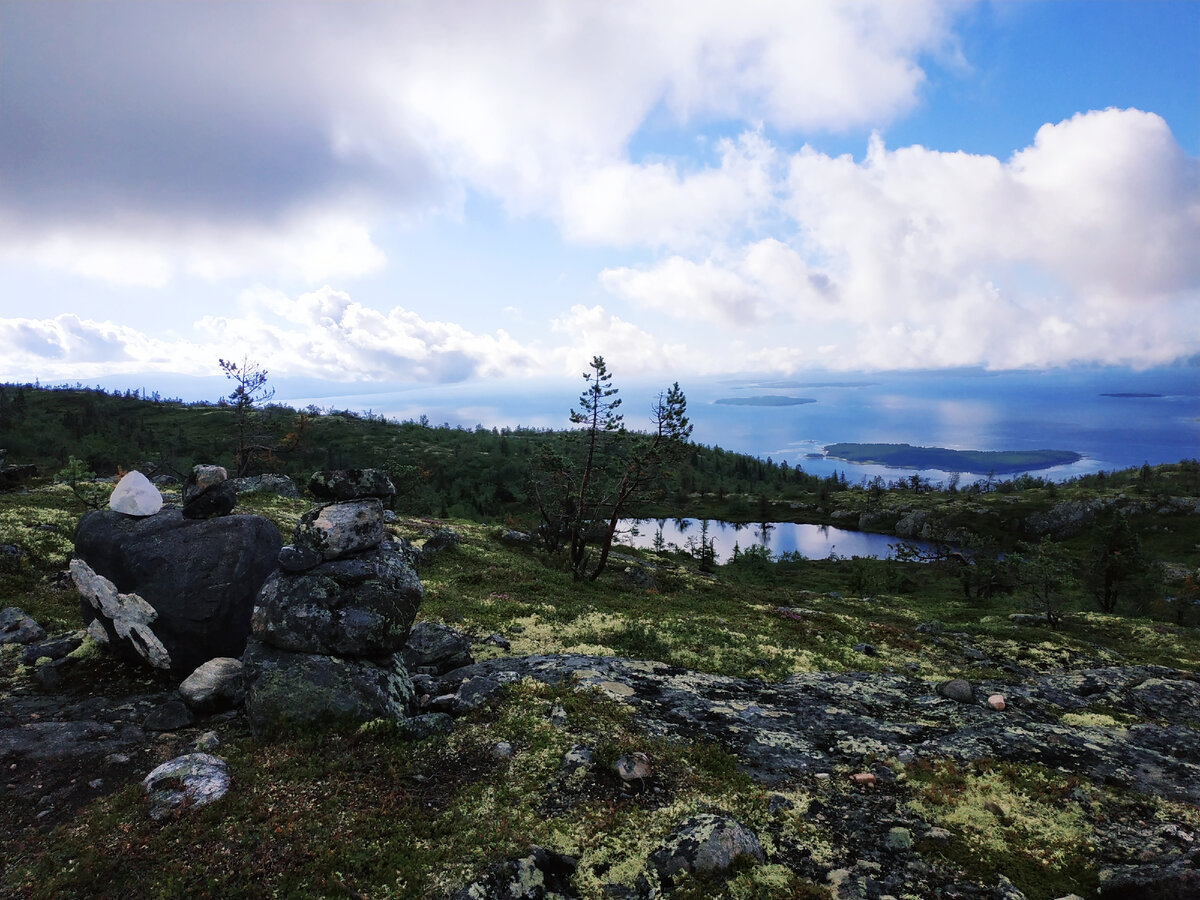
[548,304,692,376]
[0,0,954,284]
[0,288,549,384]
[599,108,1199,370]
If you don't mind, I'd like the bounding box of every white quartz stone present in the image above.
[109,470,163,516]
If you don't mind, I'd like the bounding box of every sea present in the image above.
[285,366,1200,486]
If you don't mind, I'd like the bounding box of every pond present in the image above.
[616,518,936,564]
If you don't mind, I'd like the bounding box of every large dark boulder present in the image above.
[242,639,415,735]
[74,509,282,677]
[252,539,423,657]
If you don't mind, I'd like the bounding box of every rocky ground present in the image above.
[4,614,1198,899]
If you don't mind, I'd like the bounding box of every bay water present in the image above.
[287,365,1199,484]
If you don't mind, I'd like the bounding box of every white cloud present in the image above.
[548,304,691,376]
[599,109,1199,370]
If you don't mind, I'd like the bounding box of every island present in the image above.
[715,396,817,407]
[822,442,1083,474]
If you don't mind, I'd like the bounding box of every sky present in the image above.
[1,0,1198,395]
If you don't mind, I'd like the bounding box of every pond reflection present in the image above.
[617,518,936,563]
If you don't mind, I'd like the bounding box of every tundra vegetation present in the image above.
[1,380,1198,899]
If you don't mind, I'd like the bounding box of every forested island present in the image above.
[823,442,1083,474]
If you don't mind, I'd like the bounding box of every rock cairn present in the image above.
[243,468,422,734]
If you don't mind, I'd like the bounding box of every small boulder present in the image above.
[401,621,474,675]
[277,543,324,573]
[420,527,461,560]
[292,499,384,562]
[182,479,237,520]
[615,752,651,783]
[179,657,247,713]
[648,813,765,884]
[308,469,396,503]
[230,474,300,498]
[143,753,229,820]
[884,826,913,851]
[937,678,975,703]
[988,693,1007,711]
[144,698,197,732]
[1,607,46,645]
[108,471,163,517]
[182,465,228,504]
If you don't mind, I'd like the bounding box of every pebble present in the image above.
[492,741,514,759]
[850,772,876,786]
[89,778,103,789]
[988,693,1006,711]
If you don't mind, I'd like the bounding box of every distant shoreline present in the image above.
[822,442,1083,475]
[1101,392,1165,398]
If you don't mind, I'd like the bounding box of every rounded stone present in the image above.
[988,693,1006,711]
[142,753,229,820]
[937,678,975,703]
[179,657,247,713]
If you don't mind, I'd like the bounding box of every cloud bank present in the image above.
[1,1,1196,379]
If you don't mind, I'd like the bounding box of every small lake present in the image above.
[616,518,933,563]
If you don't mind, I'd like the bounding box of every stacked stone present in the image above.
[182,465,237,519]
[242,468,422,734]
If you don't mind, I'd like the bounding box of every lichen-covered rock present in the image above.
[307,468,396,503]
[437,656,1200,803]
[420,527,461,561]
[648,813,764,884]
[179,657,247,713]
[230,474,300,498]
[242,639,416,735]
[142,753,229,820]
[252,540,422,657]
[1025,500,1098,538]
[292,499,384,562]
[401,621,473,675]
[895,510,929,538]
[1,607,46,645]
[108,470,163,517]
[449,846,577,900]
[74,509,282,676]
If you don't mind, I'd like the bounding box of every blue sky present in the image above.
[1,0,1197,393]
